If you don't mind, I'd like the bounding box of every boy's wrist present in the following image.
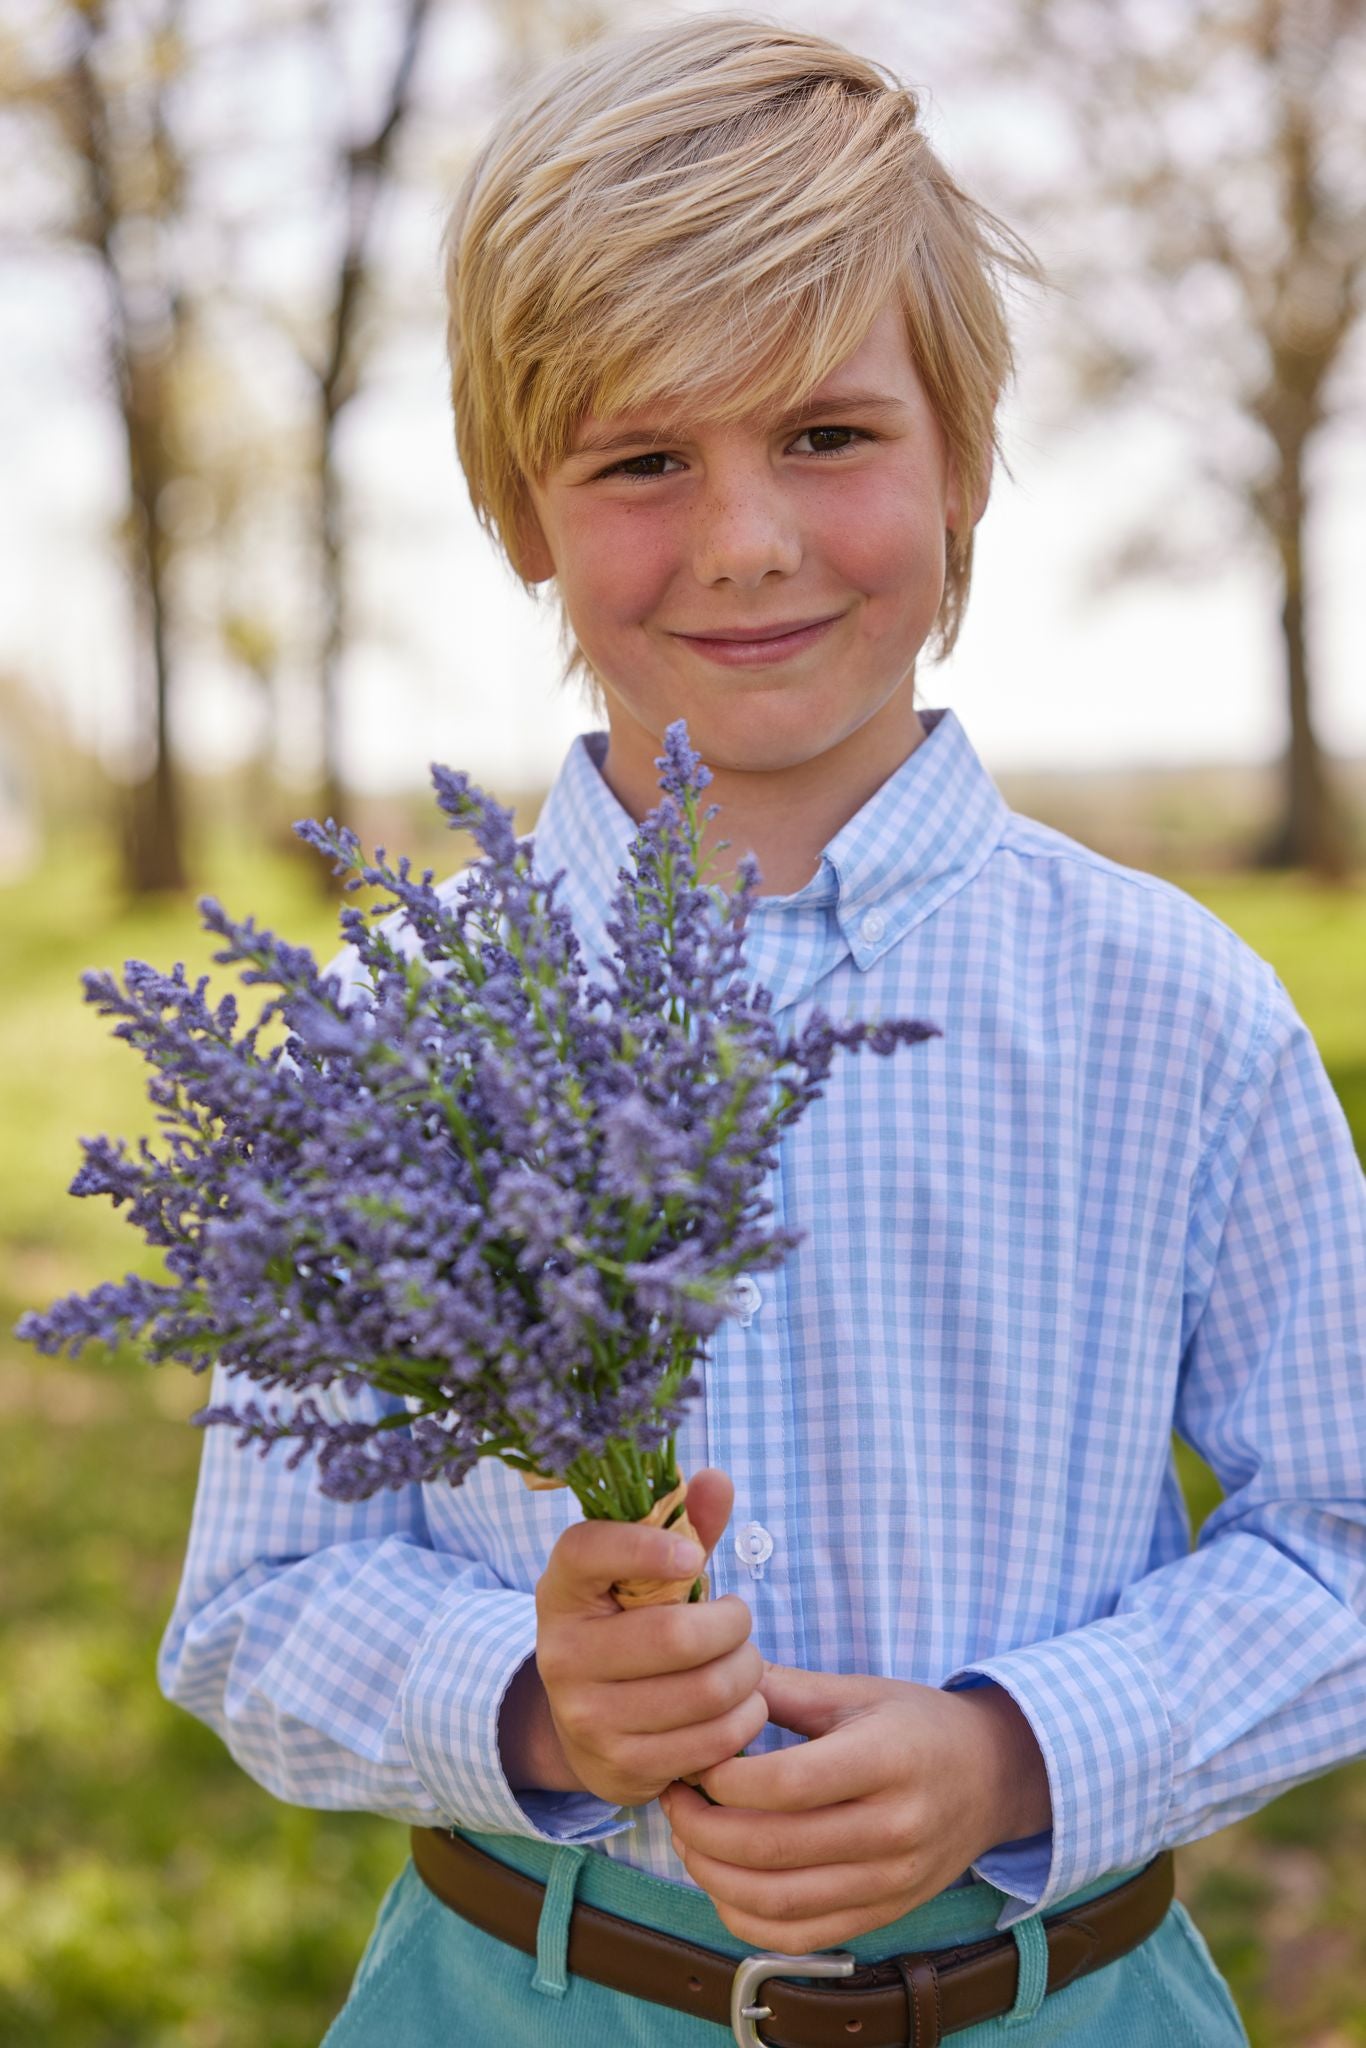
[953,1680,1053,1846]
[499,1655,588,1794]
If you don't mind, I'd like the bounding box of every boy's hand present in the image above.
[659,1666,1053,1954]
[532,1469,770,1808]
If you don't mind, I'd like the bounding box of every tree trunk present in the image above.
[308,0,435,859]
[119,353,187,895]
[318,420,347,836]
[70,6,189,896]
[1254,437,1352,881]
[122,752,185,897]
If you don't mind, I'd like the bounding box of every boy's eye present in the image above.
[601,450,681,481]
[597,425,869,481]
[792,425,868,457]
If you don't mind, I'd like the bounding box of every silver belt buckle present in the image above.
[731,1948,857,2046]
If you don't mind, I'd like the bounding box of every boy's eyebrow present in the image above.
[567,392,910,459]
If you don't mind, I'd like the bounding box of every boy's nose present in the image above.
[690,474,802,587]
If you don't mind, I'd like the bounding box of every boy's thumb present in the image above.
[681,1467,734,1565]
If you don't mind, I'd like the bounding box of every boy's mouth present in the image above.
[670,613,842,667]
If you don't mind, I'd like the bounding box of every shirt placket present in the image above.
[701,928,832,1683]
[702,1182,802,1674]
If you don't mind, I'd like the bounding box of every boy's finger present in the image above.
[663,1783,875,1869]
[697,1719,881,1811]
[632,1689,772,1790]
[576,1594,754,1683]
[539,1519,704,1615]
[605,1640,764,1732]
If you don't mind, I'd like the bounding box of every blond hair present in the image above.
[441,14,1045,715]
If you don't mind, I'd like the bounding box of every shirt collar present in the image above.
[530,706,1010,991]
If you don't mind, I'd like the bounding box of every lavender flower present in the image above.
[17,722,941,1528]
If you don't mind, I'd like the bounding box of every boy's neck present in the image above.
[597,691,929,899]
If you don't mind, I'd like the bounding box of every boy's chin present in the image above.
[658,683,897,776]
[678,719,872,785]
[600,652,911,777]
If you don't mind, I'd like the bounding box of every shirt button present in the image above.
[734,1521,775,1579]
[730,1275,762,1326]
[859,908,886,943]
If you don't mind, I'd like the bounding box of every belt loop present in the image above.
[530,1843,588,1998]
[1003,1911,1049,2025]
[894,1956,942,2047]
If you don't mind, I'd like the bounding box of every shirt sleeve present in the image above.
[157,1360,631,1847]
[941,971,1366,1926]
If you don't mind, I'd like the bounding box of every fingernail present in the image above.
[668,1540,703,1572]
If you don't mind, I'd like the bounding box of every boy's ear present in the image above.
[508,491,557,584]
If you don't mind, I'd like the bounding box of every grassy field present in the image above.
[1,833,1363,2047]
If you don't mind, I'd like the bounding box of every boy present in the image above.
[159,17,1366,2046]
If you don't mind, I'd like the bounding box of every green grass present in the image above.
[0,834,410,2047]
[1,838,1363,2045]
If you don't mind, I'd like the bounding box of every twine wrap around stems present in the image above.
[607,1477,711,1607]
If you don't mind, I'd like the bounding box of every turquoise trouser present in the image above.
[320,1826,1250,2047]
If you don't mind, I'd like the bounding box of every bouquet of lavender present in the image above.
[19,723,939,1606]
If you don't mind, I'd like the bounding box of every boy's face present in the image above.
[520,298,980,789]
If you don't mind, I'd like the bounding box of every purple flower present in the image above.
[599,1092,697,1205]
[18,719,941,1517]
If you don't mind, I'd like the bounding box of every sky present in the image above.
[1,0,1362,802]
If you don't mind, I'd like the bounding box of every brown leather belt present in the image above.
[410,1823,1175,2047]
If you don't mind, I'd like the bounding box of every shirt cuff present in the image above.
[965,1832,1054,1928]
[942,1609,1174,1916]
[400,1580,631,1845]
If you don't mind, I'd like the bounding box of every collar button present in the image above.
[859,908,886,944]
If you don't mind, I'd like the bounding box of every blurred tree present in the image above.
[972,0,1365,879]
[1,0,634,897]
[2,0,197,889]
[3,0,450,883]
[249,0,613,850]
[308,0,434,836]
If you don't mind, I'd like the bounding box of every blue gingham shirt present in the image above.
[159,705,1366,1932]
